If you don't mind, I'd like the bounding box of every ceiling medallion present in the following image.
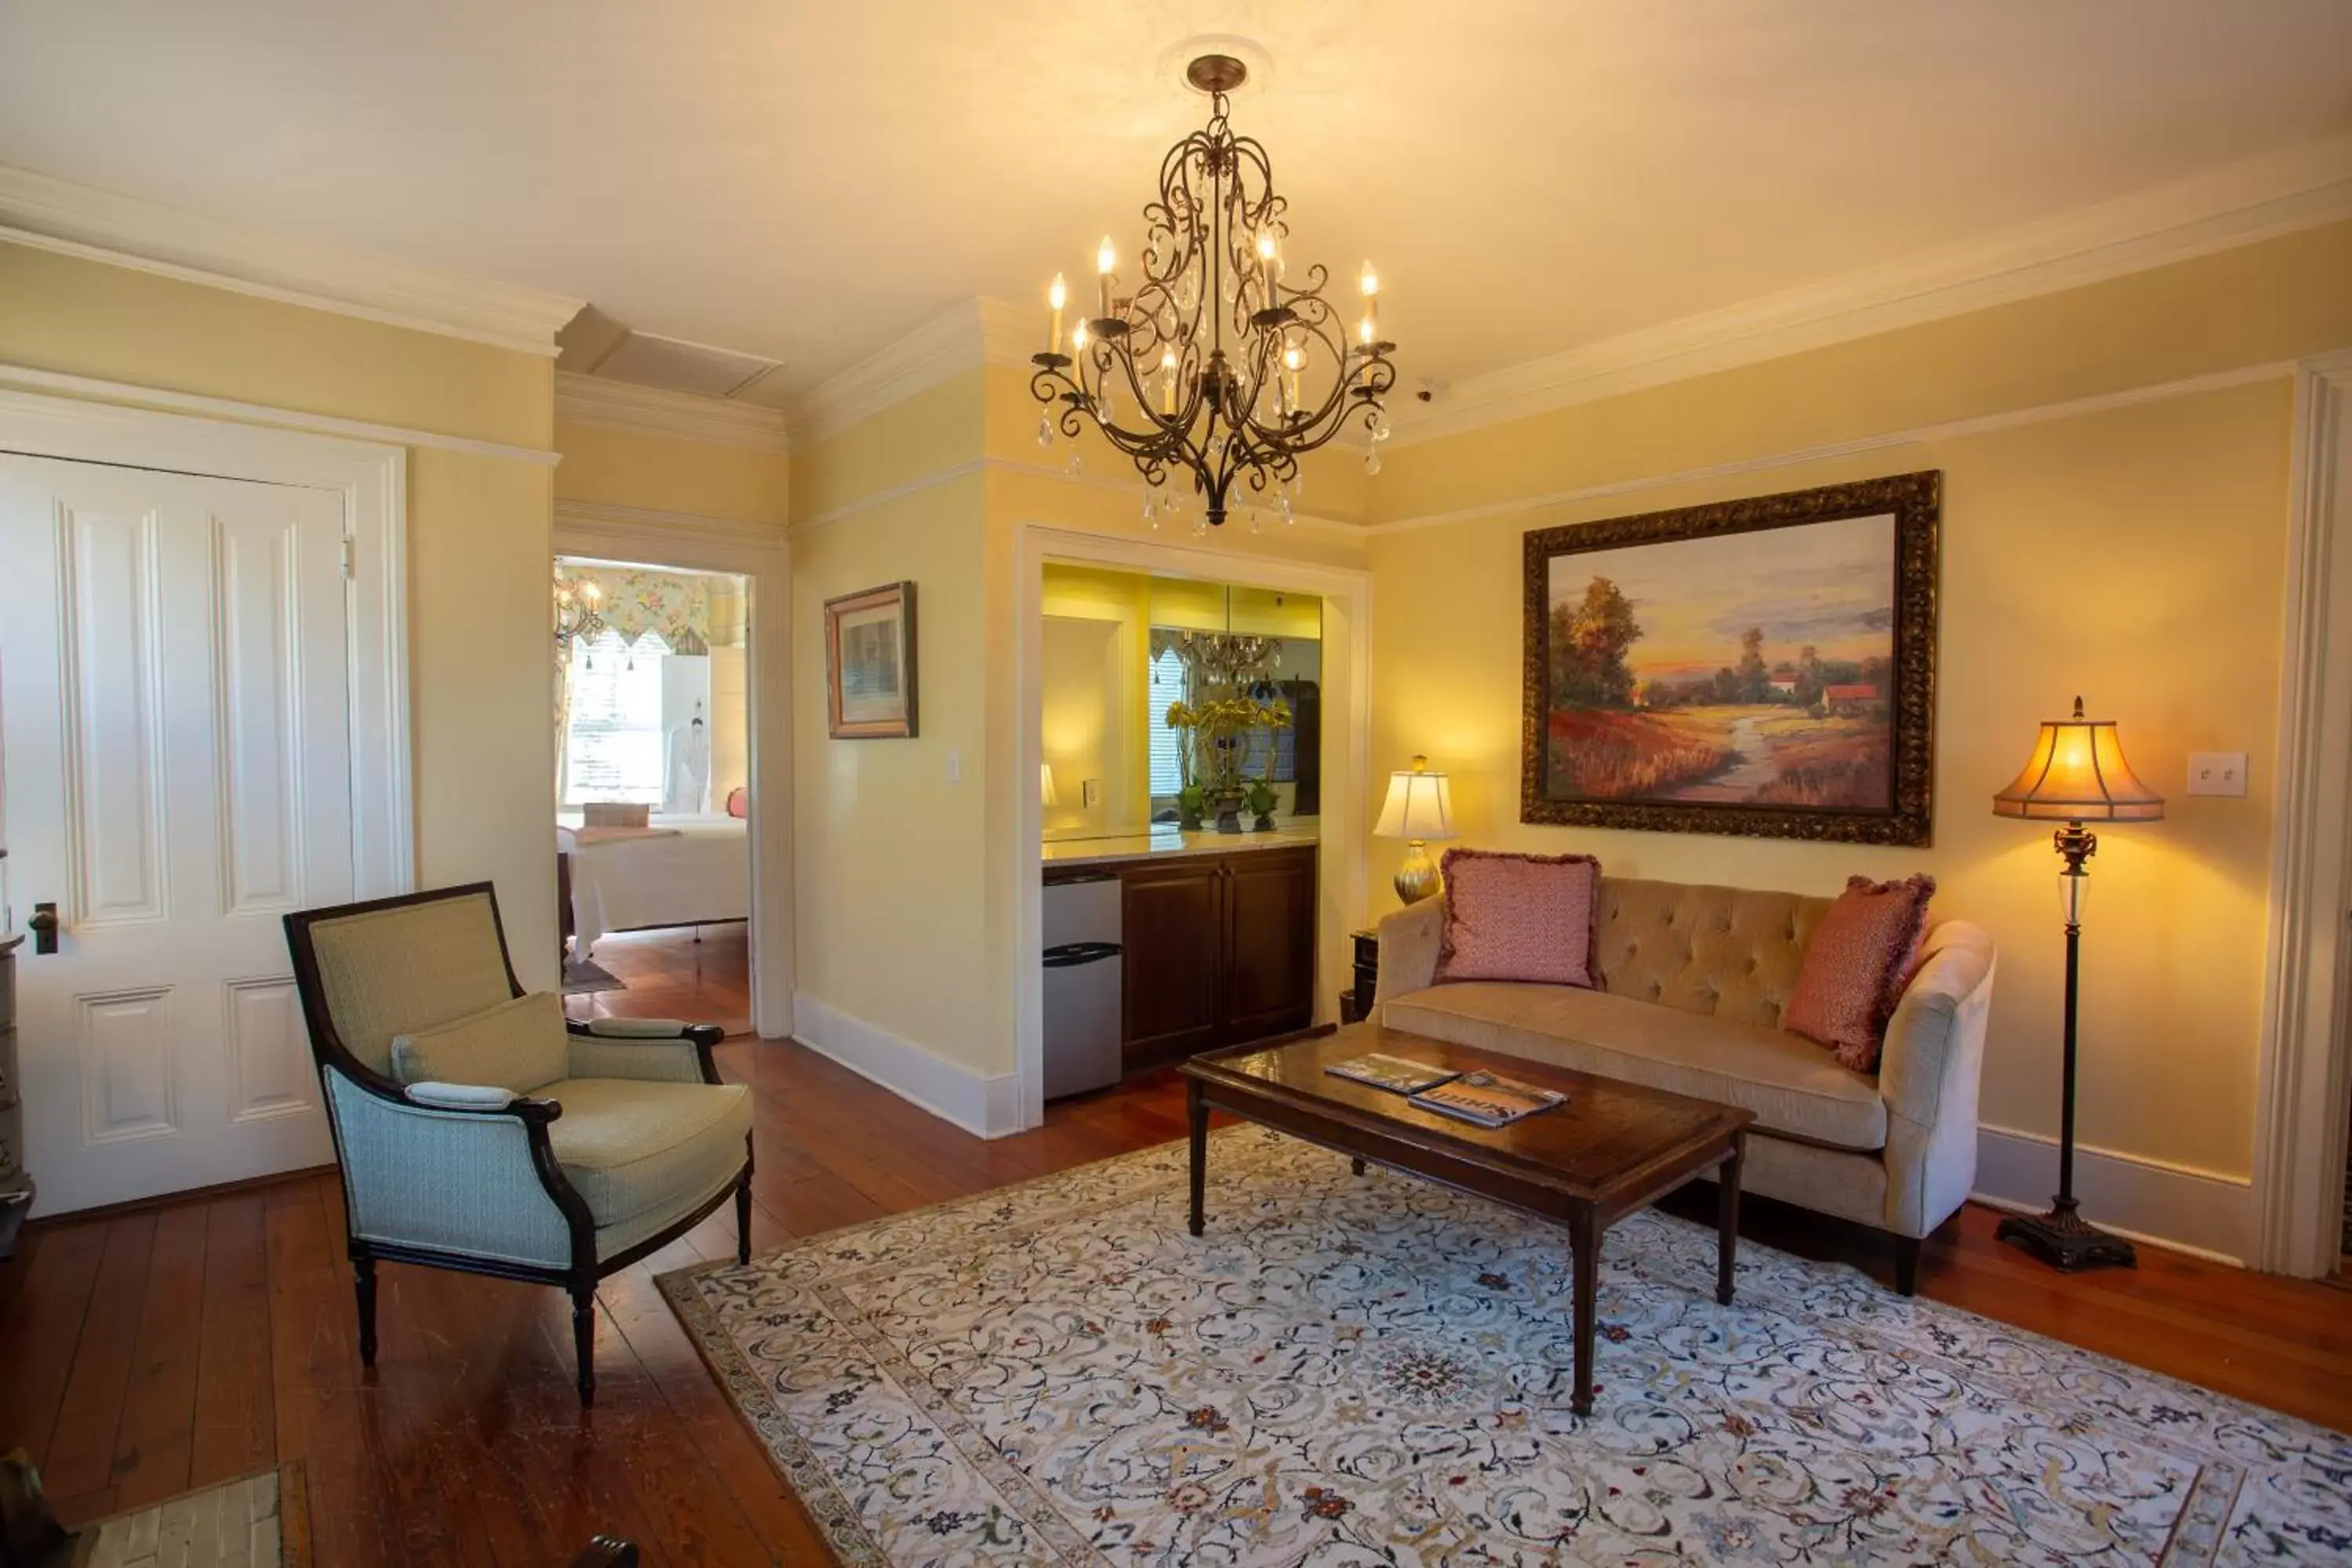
[1032,53,1396,532]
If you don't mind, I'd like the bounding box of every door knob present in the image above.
[27,902,57,956]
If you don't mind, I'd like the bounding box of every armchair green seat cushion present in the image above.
[539,1077,753,1244]
[285,883,754,1407]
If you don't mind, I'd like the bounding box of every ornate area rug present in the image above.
[659,1129,2352,1566]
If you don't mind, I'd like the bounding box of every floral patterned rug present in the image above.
[659,1127,2352,1565]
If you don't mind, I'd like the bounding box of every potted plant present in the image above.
[1246,777,1279,832]
[1167,691,1290,835]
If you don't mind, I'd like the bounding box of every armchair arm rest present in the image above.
[324,1073,582,1268]
[405,1080,518,1111]
[563,1018,724,1085]
[1374,900,1446,1004]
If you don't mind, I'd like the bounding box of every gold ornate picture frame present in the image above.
[1521,471,1939,844]
[825,581,919,739]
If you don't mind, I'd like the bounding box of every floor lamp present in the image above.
[1991,696,2164,1271]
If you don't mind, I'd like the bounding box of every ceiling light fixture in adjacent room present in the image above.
[1030,52,1397,530]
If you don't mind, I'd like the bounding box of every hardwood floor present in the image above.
[4,1039,2350,1566]
[565,925,752,1037]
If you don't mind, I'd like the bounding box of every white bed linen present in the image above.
[558,812,749,957]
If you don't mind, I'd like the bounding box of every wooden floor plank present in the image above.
[107,1200,209,1509]
[39,1211,159,1511]
[5,943,2351,1567]
[0,1218,107,1464]
[187,1195,275,1490]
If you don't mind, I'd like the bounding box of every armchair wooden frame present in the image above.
[284,883,752,1406]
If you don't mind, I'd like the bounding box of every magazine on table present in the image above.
[1408,1071,1566,1128]
[1323,1052,1461,1095]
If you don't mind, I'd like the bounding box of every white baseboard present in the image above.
[1971,1124,2253,1266]
[790,993,1023,1139]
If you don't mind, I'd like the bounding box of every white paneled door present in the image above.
[0,454,353,1214]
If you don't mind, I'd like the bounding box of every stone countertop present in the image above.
[1041,825,1321,869]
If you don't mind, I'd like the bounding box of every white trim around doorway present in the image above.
[553,499,795,1041]
[1010,525,1375,1133]
[0,383,413,898]
[2251,348,2352,1277]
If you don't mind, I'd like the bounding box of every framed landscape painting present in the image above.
[1521,471,1939,844]
[825,580,919,739]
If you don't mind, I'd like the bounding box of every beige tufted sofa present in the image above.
[1375,876,1996,1293]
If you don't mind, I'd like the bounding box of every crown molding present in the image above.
[554,372,790,452]
[1388,130,2352,451]
[1367,358,2299,536]
[786,296,1036,446]
[554,498,787,550]
[0,164,583,357]
[0,360,561,466]
[787,452,1367,546]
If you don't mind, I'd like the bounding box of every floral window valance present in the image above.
[564,567,720,655]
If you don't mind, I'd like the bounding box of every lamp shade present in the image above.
[1040,761,1060,809]
[1374,755,1458,841]
[1992,697,2164,822]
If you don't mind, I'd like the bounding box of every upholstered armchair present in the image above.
[284,883,753,1405]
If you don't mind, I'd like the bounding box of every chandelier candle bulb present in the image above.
[1360,260,1379,333]
[1160,345,1178,416]
[1047,273,1066,357]
[1096,235,1115,317]
[1256,229,1279,310]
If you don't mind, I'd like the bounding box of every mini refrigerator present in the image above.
[1043,873,1123,1098]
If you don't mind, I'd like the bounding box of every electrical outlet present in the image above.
[1083,779,1103,809]
[2187,751,2247,797]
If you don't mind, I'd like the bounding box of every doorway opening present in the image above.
[554,555,754,1035]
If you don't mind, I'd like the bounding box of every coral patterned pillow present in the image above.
[1434,849,1602,988]
[1784,874,1937,1073]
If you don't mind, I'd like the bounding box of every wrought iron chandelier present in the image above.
[1173,630,1283,688]
[1031,53,1396,531]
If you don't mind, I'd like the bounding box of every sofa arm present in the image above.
[1375,900,1445,1004]
[1878,920,1998,1239]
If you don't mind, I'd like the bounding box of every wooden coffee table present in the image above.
[1181,1022,1754,1416]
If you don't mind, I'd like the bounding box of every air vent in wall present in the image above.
[586,330,782,399]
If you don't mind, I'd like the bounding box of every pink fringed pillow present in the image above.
[1784,874,1937,1073]
[1433,848,1602,988]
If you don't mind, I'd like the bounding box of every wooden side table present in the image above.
[1339,927,1379,1024]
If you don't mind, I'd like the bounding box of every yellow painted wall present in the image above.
[1368,220,2352,1185]
[0,243,561,986]
[789,370,995,1068]
[554,416,788,528]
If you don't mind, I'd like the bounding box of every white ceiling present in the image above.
[2,1,2347,410]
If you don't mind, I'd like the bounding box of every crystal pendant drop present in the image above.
[1365,449,1383,477]
[1036,413,1053,449]
[1140,487,1156,523]
[1371,415,1392,443]
[1277,490,1294,524]
[1192,516,1209,538]
[1249,506,1264,534]
[1065,448,1083,477]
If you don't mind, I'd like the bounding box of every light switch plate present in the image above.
[2187,751,2247,797]
[1083,779,1103,808]
[946,747,961,784]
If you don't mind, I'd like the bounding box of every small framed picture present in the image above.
[825,581,918,739]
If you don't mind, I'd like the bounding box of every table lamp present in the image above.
[1374,755,1457,905]
[1991,695,2164,1271]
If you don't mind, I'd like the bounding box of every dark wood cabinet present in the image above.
[1118,858,1226,1062]
[1118,844,1317,1069]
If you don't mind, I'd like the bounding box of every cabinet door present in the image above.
[1120,860,1224,1065]
[1221,848,1318,1044]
